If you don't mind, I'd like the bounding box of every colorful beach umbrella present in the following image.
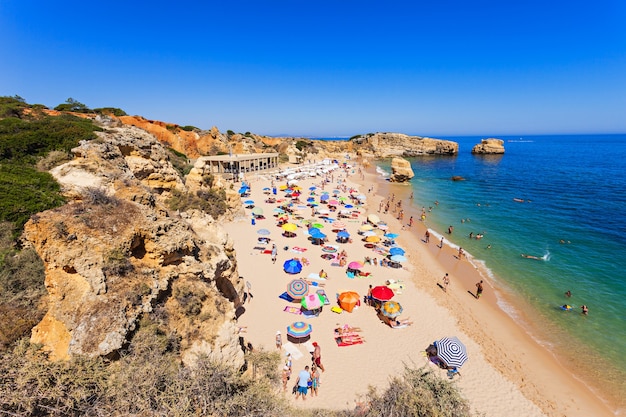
[359,224,374,231]
[283,259,303,275]
[320,194,329,201]
[251,207,264,215]
[312,223,324,229]
[348,261,363,270]
[309,229,326,239]
[328,200,339,206]
[244,200,254,205]
[257,229,271,236]
[362,231,377,237]
[436,336,468,368]
[338,291,361,312]
[282,223,298,232]
[389,247,405,256]
[371,286,395,301]
[286,278,309,298]
[365,235,381,243]
[380,300,403,318]
[390,255,408,263]
[286,321,313,339]
[385,233,400,239]
[301,293,324,310]
[337,230,350,238]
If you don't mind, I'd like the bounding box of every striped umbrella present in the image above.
[286,321,313,339]
[436,336,468,368]
[286,279,309,299]
[380,300,403,318]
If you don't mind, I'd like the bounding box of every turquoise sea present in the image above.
[370,134,626,411]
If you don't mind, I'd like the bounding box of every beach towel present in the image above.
[307,273,326,280]
[316,289,330,305]
[291,247,307,253]
[282,342,304,360]
[262,249,272,254]
[279,292,295,302]
[283,305,302,315]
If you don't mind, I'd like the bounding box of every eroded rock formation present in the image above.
[23,125,245,369]
[472,138,505,154]
[390,157,415,182]
[350,133,458,158]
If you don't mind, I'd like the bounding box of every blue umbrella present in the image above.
[344,204,354,209]
[244,200,254,205]
[390,255,408,263]
[309,186,317,190]
[385,233,400,239]
[283,259,303,274]
[337,230,350,238]
[307,197,315,202]
[238,187,248,194]
[320,194,329,201]
[257,229,271,236]
[309,229,326,239]
[389,247,405,256]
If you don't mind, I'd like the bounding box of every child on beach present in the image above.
[276,331,282,349]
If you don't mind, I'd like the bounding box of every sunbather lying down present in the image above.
[335,334,365,346]
[378,312,413,328]
[334,324,363,336]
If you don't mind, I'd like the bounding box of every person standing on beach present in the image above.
[409,216,414,227]
[443,273,450,292]
[312,342,325,372]
[424,230,430,243]
[475,280,484,299]
[295,366,311,400]
[310,365,320,397]
[275,331,282,349]
[439,237,444,248]
[271,243,277,264]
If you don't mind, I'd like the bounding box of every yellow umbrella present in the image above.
[360,224,374,231]
[365,235,381,243]
[282,223,298,232]
[279,185,289,190]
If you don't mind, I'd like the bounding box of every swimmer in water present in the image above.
[521,253,541,260]
[565,290,572,297]
[580,305,588,315]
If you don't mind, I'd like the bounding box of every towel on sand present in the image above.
[282,342,304,360]
[283,306,302,315]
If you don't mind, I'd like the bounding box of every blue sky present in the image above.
[1,0,625,137]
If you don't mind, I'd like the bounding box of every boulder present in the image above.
[472,138,505,154]
[390,157,415,182]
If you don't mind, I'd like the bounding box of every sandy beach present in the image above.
[231,160,615,417]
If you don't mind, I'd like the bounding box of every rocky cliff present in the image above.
[23,123,245,369]
[350,132,458,158]
[471,138,505,154]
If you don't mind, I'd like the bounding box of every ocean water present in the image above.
[374,134,626,409]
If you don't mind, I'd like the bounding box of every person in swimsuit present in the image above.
[475,280,484,299]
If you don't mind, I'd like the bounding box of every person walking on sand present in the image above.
[282,365,291,392]
[424,230,430,243]
[312,342,325,372]
[439,237,444,248]
[442,273,450,292]
[475,280,484,299]
[295,366,311,400]
[271,243,277,264]
[310,365,320,397]
[275,331,282,349]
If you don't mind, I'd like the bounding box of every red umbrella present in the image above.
[371,285,394,301]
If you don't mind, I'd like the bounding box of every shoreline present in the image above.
[230,159,616,416]
[357,162,619,416]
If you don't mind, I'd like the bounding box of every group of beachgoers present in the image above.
[561,290,588,315]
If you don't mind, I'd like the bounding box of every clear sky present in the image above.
[1,0,625,137]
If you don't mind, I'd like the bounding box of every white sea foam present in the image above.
[375,165,390,178]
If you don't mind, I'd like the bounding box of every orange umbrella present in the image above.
[338,291,361,312]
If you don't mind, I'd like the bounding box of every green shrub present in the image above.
[53,97,92,113]
[295,140,311,151]
[167,147,193,177]
[180,125,197,132]
[0,95,29,118]
[93,107,127,116]
[166,188,228,219]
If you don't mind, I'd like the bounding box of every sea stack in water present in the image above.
[471,138,505,154]
[390,157,414,182]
